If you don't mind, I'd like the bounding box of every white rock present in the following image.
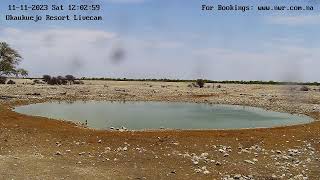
[244,160,255,165]
[200,152,208,157]
[234,174,241,179]
[203,170,210,174]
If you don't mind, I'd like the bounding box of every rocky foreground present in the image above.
[0,80,319,179]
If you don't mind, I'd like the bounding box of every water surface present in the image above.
[14,101,312,130]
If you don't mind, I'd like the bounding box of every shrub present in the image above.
[44,75,78,85]
[65,75,75,82]
[6,80,16,84]
[300,86,310,91]
[217,85,221,88]
[42,75,51,83]
[57,76,68,85]
[48,77,59,85]
[73,80,84,85]
[0,76,7,84]
[196,79,205,88]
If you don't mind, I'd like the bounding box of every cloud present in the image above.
[0,27,319,81]
[192,45,320,81]
[266,15,320,25]
[0,28,117,76]
[0,27,186,78]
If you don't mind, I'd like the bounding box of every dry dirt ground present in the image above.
[0,80,319,179]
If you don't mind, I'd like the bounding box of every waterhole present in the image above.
[14,101,312,130]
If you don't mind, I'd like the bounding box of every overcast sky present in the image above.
[0,0,319,81]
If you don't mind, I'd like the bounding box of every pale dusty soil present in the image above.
[0,80,320,179]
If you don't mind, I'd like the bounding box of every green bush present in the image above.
[196,79,205,88]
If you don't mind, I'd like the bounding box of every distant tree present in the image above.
[42,75,51,82]
[65,75,75,83]
[196,79,205,88]
[0,42,28,78]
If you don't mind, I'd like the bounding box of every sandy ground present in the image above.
[0,80,320,179]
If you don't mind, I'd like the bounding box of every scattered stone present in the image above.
[272,174,277,178]
[241,149,250,153]
[192,161,199,165]
[200,152,208,158]
[201,166,210,174]
[244,160,255,165]
[234,174,241,179]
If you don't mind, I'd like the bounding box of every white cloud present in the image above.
[266,15,320,25]
[0,27,186,78]
[192,45,320,82]
[0,28,118,77]
[1,27,319,81]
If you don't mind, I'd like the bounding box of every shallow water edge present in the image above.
[13,100,314,131]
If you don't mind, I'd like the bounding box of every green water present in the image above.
[14,101,312,130]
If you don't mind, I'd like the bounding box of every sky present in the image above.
[0,0,319,81]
